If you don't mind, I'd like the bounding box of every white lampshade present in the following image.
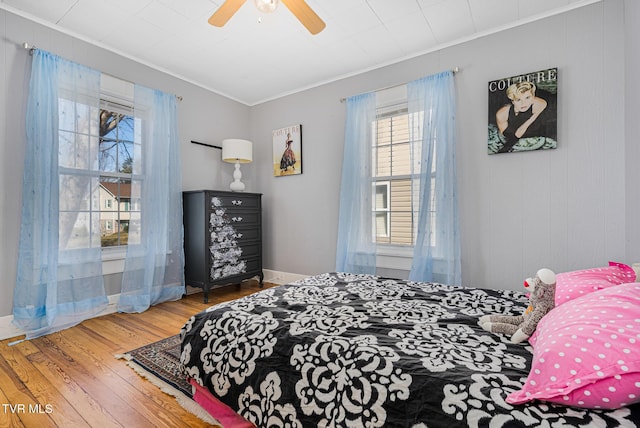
[222,139,253,164]
[221,139,252,191]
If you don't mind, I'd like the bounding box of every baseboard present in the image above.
[0,271,309,341]
[0,316,24,342]
[0,294,121,342]
[262,269,310,285]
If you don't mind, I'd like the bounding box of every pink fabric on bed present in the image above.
[508,282,640,409]
[554,261,636,306]
[189,378,256,428]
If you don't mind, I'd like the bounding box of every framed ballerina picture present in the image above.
[273,124,302,176]
[487,67,558,154]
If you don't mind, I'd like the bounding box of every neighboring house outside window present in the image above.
[99,181,133,246]
[372,105,436,250]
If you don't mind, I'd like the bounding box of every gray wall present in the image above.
[1,1,638,319]
[251,0,639,290]
[0,10,251,317]
[625,0,640,268]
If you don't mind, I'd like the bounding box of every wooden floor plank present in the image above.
[0,351,48,428]
[46,331,206,428]
[32,335,156,428]
[27,347,124,428]
[0,386,27,428]
[0,282,278,427]
[1,341,89,427]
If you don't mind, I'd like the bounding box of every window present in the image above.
[372,106,419,246]
[58,75,138,251]
[98,103,138,247]
[371,104,437,248]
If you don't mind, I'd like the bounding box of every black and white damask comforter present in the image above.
[179,272,640,427]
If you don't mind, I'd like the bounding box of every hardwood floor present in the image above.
[0,280,277,428]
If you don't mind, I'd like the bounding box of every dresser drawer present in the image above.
[227,211,260,226]
[210,257,247,281]
[210,194,260,211]
[243,257,261,275]
[209,228,260,251]
[209,256,261,281]
[210,213,260,231]
[233,226,261,242]
[210,211,260,227]
[239,243,260,258]
[209,242,242,261]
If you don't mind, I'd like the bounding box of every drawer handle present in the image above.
[232,216,243,222]
[232,200,243,206]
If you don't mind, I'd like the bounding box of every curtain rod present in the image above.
[21,42,183,102]
[339,67,460,103]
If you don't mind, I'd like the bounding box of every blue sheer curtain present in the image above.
[407,71,461,284]
[117,85,185,312]
[13,49,108,340]
[335,93,377,273]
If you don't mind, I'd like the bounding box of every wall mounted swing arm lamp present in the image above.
[190,140,221,150]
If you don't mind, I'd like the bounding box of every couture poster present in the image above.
[273,124,302,176]
[487,67,558,154]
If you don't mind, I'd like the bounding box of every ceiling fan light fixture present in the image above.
[209,0,325,35]
[254,0,279,13]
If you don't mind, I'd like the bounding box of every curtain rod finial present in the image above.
[22,42,36,54]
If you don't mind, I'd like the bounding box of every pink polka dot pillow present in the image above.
[507,282,640,409]
[554,262,636,306]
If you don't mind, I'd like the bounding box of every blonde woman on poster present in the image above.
[487,67,558,154]
[495,81,547,153]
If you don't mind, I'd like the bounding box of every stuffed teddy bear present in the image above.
[479,268,556,344]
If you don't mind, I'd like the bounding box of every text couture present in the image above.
[488,68,558,92]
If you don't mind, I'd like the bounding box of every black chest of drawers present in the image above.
[182,190,263,303]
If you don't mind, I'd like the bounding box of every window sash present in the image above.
[57,86,140,251]
[372,108,416,247]
[371,106,436,248]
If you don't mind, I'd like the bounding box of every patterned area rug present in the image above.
[117,335,220,426]
[126,334,191,396]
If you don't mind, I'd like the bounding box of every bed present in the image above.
[179,271,640,427]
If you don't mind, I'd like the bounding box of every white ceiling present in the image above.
[1,0,599,106]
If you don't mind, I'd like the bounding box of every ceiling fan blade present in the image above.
[208,0,247,27]
[281,0,326,35]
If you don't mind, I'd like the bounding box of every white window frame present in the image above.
[373,181,391,239]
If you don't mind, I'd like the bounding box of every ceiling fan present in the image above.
[208,0,326,35]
